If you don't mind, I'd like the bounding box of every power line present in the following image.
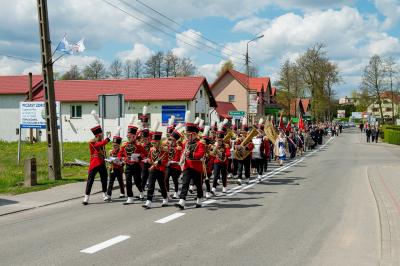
[0,52,77,70]
[119,0,244,60]
[100,0,242,62]
[134,0,245,58]
[117,0,244,61]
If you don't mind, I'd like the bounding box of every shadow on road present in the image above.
[0,199,19,206]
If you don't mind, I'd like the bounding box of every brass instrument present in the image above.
[223,129,236,143]
[264,120,278,143]
[234,127,258,160]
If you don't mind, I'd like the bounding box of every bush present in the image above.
[382,125,400,145]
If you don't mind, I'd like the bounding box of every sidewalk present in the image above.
[368,165,400,266]
[0,181,102,216]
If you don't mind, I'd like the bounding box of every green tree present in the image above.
[83,59,106,80]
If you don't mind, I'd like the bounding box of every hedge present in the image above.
[381,125,400,145]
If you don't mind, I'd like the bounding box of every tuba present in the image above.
[223,129,236,144]
[264,120,278,144]
[234,127,258,160]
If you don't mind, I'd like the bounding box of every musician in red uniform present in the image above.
[82,125,110,205]
[165,127,183,199]
[236,124,255,185]
[142,132,169,209]
[202,128,214,199]
[211,130,230,194]
[175,123,206,209]
[140,128,152,191]
[104,135,125,202]
[118,125,146,205]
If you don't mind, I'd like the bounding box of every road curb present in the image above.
[368,166,400,266]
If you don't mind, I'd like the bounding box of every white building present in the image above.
[0,75,42,141]
[367,92,400,121]
[0,75,217,142]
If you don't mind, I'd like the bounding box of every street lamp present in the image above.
[246,34,264,124]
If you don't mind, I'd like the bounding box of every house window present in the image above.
[200,90,203,98]
[386,107,392,112]
[372,108,379,112]
[228,95,235,102]
[71,105,82,118]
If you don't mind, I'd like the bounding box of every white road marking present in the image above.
[155,212,185,224]
[202,199,217,206]
[80,235,130,254]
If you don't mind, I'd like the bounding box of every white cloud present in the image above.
[0,54,102,76]
[117,43,153,61]
[223,6,400,97]
[198,61,225,82]
[232,17,270,33]
[374,0,400,28]
[172,29,217,59]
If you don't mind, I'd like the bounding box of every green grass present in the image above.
[0,141,94,194]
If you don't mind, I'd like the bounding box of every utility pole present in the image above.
[245,34,264,125]
[37,0,62,180]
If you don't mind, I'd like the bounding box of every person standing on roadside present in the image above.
[366,125,372,143]
[375,126,380,143]
[371,126,376,142]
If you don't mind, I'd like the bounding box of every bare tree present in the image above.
[83,59,107,80]
[248,66,259,77]
[133,59,142,78]
[296,43,340,121]
[124,59,134,78]
[177,57,196,76]
[362,55,386,124]
[109,59,123,79]
[276,60,293,116]
[384,57,397,123]
[61,65,81,80]
[164,51,178,77]
[145,54,158,78]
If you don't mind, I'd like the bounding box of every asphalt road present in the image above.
[0,129,393,266]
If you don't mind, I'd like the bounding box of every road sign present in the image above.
[228,111,246,116]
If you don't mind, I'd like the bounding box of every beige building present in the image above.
[210,69,276,123]
[367,92,400,120]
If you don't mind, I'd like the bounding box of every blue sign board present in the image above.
[162,105,186,125]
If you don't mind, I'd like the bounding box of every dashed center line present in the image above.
[154,212,185,223]
[80,235,130,254]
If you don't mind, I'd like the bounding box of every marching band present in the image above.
[83,107,325,209]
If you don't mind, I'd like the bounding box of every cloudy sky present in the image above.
[1,0,399,97]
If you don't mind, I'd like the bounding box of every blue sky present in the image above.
[0,0,399,98]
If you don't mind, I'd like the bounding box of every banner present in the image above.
[20,102,60,129]
[249,94,258,114]
[161,105,186,125]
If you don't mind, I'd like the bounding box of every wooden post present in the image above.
[24,158,37,186]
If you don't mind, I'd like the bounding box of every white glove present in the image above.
[130,153,140,162]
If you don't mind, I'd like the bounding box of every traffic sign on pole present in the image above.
[228,111,246,117]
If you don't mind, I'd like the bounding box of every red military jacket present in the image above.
[263,138,270,158]
[214,143,231,165]
[88,138,110,172]
[149,146,169,173]
[181,139,206,173]
[118,141,146,165]
[141,140,152,160]
[167,144,183,171]
[109,148,123,170]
